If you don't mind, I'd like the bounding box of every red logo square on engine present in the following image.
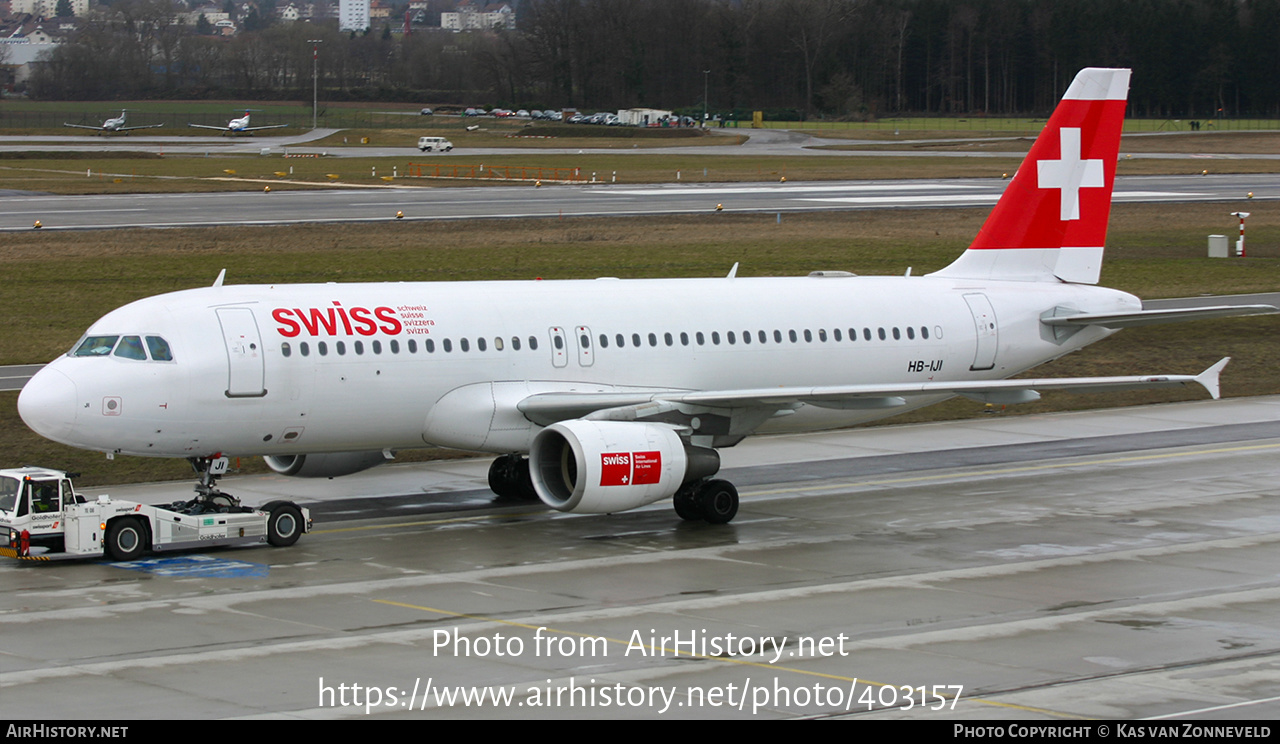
[599,452,632,486]
[631,451,662,485]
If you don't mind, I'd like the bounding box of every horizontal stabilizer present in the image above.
[1042,305,1278,329]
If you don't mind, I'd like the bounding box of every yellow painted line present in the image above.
[372,598,1085,718]
[311,510,546,536]
[331,442,1280,717]
[748,442,1280,498]
[316,442,1280,536]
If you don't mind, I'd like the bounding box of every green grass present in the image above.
[7,152,1218,194]
[760,116,1280,133]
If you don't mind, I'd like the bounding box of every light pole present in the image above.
[702,69,710,129]
[309,39,323,129]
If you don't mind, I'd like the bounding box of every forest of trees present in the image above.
[27,0,1280,119]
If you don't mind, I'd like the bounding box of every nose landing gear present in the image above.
[179,455,248,514]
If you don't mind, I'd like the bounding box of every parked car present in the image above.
[417,136,454,152]
[420,107,433,116]
[516,109,530,118]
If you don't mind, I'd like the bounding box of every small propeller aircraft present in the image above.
[63,110,164,135]
[188,110,289,135]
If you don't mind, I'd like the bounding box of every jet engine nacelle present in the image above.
[529,420,719,514]
[263,451,390,478]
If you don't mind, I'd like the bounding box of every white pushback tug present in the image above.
[0,458,310,562]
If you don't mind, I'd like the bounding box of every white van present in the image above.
[417,136,454,152]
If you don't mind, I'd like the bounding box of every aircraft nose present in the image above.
[18,367,79,444]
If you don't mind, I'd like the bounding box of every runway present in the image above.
[2,395,1280,719]
[5,126,1280,161]
[0,173,1272,232]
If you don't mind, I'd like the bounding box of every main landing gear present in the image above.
[488,454,538,501]
[485,454,740,524]
[674,479,739,525]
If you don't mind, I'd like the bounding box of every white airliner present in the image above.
[63,110,164,134]
[18,68,1277,523]
[188,111,289,135]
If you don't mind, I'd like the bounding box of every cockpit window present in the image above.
[0,476,18,513]
[114,336,147,360]
[72,336,119,357]
[146,336,173,361]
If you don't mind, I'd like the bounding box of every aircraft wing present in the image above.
[1043,305,1278,329]
[517,358,1229,427]
[240,124,290,131]
[118,123,165,131]
[188,123,232,131]
[63,123,105,131]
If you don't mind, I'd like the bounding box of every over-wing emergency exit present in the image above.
[19,69,1277,525]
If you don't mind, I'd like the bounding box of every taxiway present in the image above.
[0,173,1271,232]
[2,396,1279,720]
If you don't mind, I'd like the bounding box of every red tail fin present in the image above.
[932,68,1130,284]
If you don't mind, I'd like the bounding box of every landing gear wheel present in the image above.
[673,484,703,521]
[267,504,304,547]
[488,455,537,501]
[696,479,739,524]
[488,457,514,498]
[106,518,146,561]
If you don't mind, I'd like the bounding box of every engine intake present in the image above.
[529,420,719,514]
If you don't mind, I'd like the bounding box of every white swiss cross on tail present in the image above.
[1038,127,1104,221]
[931,68,1130,285]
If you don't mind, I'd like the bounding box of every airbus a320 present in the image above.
[20,68,1277,523]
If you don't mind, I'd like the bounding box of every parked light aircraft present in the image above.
[188,111,288,135]
[19,68,1278,523]
[63,110,164,134]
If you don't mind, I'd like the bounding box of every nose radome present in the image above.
[18,367,79,444]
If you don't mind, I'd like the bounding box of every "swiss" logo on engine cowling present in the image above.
[600,451,662,486]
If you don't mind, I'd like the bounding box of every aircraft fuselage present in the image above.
[19,275,1134,459]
